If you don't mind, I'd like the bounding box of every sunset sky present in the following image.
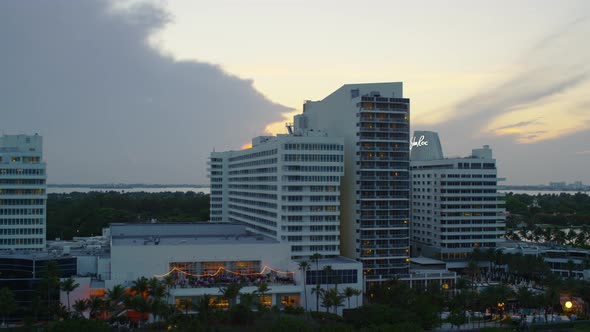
[1,0,589,184]
[155,0,590,143]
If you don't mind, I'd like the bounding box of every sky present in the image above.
[1,0,589,185]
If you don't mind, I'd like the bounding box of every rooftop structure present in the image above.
[110,222,277,246]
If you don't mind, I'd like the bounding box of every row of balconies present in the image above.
[358,127,409,134]
[359,146,408,152]
[359,194,410,200]
[439,230,505,236]
[359,117,408,124]
[358,132,408,139]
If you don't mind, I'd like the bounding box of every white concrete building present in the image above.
[62,223,363,315]
[0,134,46,251]
[410,131,505,262]
[299,83,411,282]
[209,133,345,260]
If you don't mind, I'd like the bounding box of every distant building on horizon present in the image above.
[0,134,47,251]
[410,131,505,266]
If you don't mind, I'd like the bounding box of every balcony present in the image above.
[359,127,409,134]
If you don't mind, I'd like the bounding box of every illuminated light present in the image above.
[565,301,573,309]
[153,264,295,279]
[403,220,408,224]
[442,283,449,290]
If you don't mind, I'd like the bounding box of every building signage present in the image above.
[410,135,428,151]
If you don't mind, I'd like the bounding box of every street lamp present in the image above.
[565,301,573,310]
[497,302,505,322]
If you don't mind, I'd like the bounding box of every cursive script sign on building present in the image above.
[410,135,428,151]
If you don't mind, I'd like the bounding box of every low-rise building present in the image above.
[61,222,362,316]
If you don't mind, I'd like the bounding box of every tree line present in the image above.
[46,191,210,240]
[505,192,590,227]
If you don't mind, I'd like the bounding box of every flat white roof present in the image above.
[110,222,278,246]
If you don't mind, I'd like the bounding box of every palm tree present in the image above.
[494,249,505,272]
[343,287,356,308]
[553,227,566,244]
[507,229,522,241]
[575,231,587,247]
[128,295,149,327]
[581,224,590,241]
[105,284,128,315]
[88,295,105,319]
[485,248,496,272]
[131,276,149,298]
[323,265,334,289]
[162,275,175,303]
[298,261,310,310]
[542,227,553,243]
[311,284,323,313]
[148,277,165,301]
[533,227,544,243]
[239,292,257,310]
[566,229,577,245]
[352,288,362,307]
[178,298,193,316]
[59,277,79,312]
[319,288,333,313]
[195,294,213,323]
[328,288,345,314]
[310,253,322,313]
[310,253,322,275]
[72,298,89,318]
[256,282,270,308]
[40,260,61,310]
[150,297,166,323]
[219,283,243,309]
[467,260,479,286]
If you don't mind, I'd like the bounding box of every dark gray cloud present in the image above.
[495,119,542,130]
[531,16,589,52]
[0,1,291,184]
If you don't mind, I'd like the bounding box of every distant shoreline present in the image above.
[48,183,209,189]
[499,186,588,192]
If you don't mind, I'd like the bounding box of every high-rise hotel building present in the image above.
[0,134,47,251]
[209,133,344,260]
[210,83,411,280]
[299,83,411,280]
[410,131,505,261]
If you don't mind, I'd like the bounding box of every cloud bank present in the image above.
[412,17,590,184]
[416,16,590,145]
[0,1,291,184]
